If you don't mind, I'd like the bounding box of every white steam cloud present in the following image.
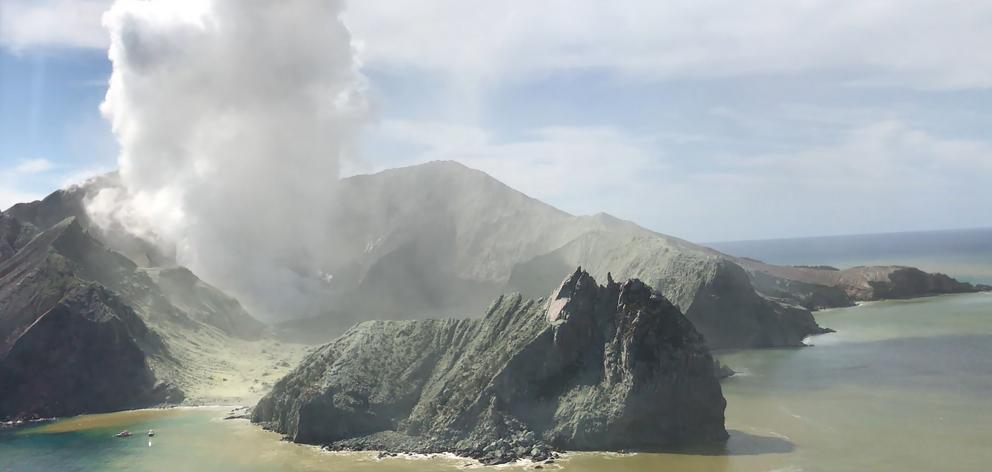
[89,0,370,320]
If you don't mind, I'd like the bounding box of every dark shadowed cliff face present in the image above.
[0,212,270,420]
[0,218,181,420]
[865,267,988,299]
[0,285,180,420]
[679,260,830,349]
[253,270,727,463]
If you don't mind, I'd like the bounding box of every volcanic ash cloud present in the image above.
[90,0,371,320]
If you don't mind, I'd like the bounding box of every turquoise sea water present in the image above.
[3,292,991,471]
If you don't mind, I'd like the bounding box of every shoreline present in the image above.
[1,405,247,433]
[0,417,57,431]
[9,292,985,463]
[714,291,988,356]
[812,290,988,315]
[4,406,571,468]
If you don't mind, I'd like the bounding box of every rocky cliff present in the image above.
[0,212,271,420]
[0,284,180,419]
[0,217,182,420]
[253,270,727,464]
[505,231,830,349]
[735,258,990,308]
[3,187,264,339]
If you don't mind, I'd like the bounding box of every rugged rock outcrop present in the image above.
[2,192,264,338]
[847,266,989,300]
[0,285,181,419]
[735,258,990,308]
[0,217,182,420]
[253,270,728,464]
[0,212,265,419]
[506,232,831,349]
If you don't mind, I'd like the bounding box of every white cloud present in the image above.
[0,0,110,50]
[367,119,992,241]
[5,0,991,90]
[662,121,992,240]
[0,157,109,210]
[717,121,992,189]
[13,158,54,174]
[365,120,662,216]
[345,0,992,89]
[0,158,55,208]
[0,147,118,211]
[4,0,989,243]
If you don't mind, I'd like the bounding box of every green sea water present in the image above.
[2,293,991,472]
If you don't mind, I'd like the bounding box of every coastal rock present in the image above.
[0,286,185,419]
[0,218,180,420]
[745,267,855,310]
[253,269,728,462]
[505,231,831,348]
[714,360,736,379]
[862,267,988,299]
[736,258,990,306]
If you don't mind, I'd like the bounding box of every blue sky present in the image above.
[0,47,115,200]
[1,0,991,242]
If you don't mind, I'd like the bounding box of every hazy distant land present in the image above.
[709,227,992,284]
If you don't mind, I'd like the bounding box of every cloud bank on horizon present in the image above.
[0,0,990,242]
[87,0,370,319]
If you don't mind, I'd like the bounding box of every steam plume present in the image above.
[90,0,370,320]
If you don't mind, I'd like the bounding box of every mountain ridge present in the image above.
[8,161,984,352]
[279,160,830,348]
[0,212,301,420]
